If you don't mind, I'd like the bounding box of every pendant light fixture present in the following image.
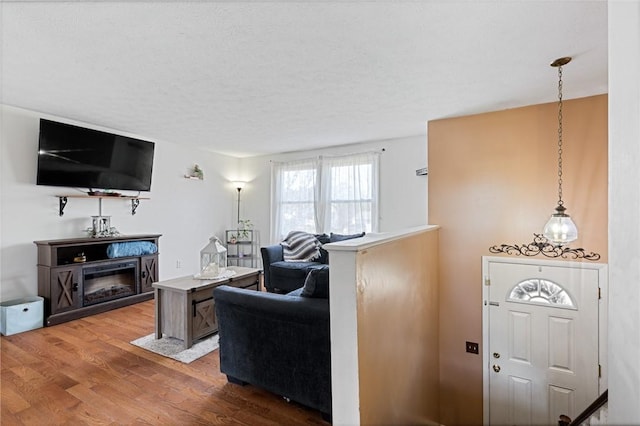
[543,56,578,245]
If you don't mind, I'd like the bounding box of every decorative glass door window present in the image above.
[507,278,576,309]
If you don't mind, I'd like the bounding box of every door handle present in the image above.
[493,365,501,373]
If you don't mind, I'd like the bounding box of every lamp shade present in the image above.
[232,181,246,190]
[543,210,578,245]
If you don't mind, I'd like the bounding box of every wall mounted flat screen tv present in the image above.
[37,119,155,192]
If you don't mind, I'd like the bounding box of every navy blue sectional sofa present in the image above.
[213,267,331,420]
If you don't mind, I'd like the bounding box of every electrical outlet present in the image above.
[466,341,479,354]
[176,260,182,269]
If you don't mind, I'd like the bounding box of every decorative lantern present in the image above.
[199,236,227,279]
[90,215,111,237]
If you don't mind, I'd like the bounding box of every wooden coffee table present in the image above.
[152,266,260,349]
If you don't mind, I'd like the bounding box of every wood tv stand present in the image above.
[35,234,161,326]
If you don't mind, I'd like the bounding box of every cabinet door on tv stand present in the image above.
[50,265,82,314]
[140,255,158,293]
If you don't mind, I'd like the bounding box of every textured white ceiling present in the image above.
[1,1,608,157]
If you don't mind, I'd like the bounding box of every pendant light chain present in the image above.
[556,64,564,207]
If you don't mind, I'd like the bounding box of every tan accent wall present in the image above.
[356,228,440,425]
[428,94,608,425]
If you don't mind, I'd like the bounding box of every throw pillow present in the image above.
[301,265,330,299]
[314,233,331,244]
[329,231,365,243]
[281,231,321,262]
[314,233,330,264]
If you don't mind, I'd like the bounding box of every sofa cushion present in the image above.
[270,261,322,278]
[329,232,365,243]
[301,265,330,299]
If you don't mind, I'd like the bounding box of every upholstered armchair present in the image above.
[260,232,364,293]
[260,244,327,293]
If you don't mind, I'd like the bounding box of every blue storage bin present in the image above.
[0,296,44,336]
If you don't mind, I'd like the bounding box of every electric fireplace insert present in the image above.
[83,260,138,306]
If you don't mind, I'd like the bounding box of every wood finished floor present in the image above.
[0,300,328,425]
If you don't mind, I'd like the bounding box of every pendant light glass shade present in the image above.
[543,205,578,245]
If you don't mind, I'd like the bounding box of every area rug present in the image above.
[130,333,219,364]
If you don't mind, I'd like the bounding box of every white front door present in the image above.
[483,257,607,425]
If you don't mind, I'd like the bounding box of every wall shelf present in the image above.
[225,229,258,268]
[56,195,150,216]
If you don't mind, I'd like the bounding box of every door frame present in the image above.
[482,256,608,425]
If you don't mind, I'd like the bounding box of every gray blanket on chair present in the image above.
[280,231,321,262]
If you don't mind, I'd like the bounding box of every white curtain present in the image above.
[271,152,380,242]
[320,152,379,234]
[271,158,319,243]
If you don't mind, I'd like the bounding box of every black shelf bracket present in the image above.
[58,196,68,216]
[57,195,144,216]
[131,198,140,216]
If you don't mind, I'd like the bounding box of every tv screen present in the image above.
[36,119,155,192]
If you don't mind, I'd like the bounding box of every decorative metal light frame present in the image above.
[489,233,600,261]
[542,56,578,245]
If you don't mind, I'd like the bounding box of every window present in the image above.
[271,159,318,239]
[324,154,377,234]
[271,152,379,241]
[507,278,576,309]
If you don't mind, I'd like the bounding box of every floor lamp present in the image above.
[232,181,246,227]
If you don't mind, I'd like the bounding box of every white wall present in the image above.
[0,106,428,302]
[238,135,428,245]
[608,1,640,422]
[0,105,238,301]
